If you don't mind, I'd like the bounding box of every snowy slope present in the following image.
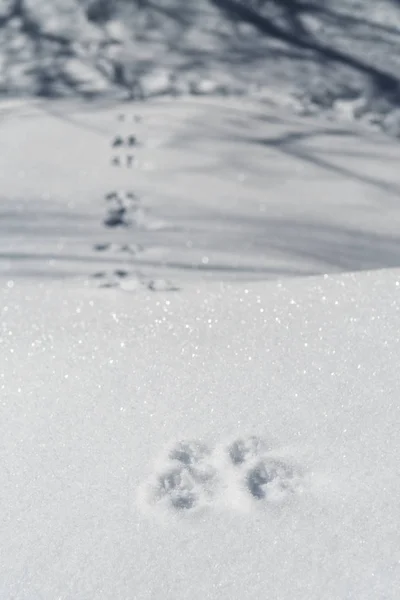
[2,96,400,287]
[1,268,400,599]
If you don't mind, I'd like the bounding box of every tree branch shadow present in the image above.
[209,0,400,95]
[248,131,400,197]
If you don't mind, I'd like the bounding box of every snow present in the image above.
[1,267,400,599]
[2,96,400,288]
[1,93,400,598]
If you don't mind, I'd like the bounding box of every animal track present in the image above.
[154,466,198,510]
[105,191,139,206]
[111,155,135,167]
[140,436,304,514]
[246,458,298,501]
[117,114,141,123]
[225,436,301,502]
[96,113,172,294]
[111,135,138,148]
[93,242,143,254]
[90,270,179,292]
[103,190,140,228]
[147,279,179,292]
[90,270,138,289]
[102,191,166,231]
[227,435,270,465]
[168,440,210,465]
[104,207,130,227]
[145,441,217,512]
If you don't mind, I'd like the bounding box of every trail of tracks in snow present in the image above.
[2,96,400,286]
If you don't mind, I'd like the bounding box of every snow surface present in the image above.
[1,268,400,599]
[2,94,400,599]
[2,96,400,287]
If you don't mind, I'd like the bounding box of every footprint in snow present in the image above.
[111,134,138,148]
[246,458,299,501]
[147,279,180,292]
[226,434,271,465]
[90,270,142,290]
[144,440,217,512]
[93,242,143,254]
[225,435,302,503]
[140,435,303,514]
[90,271,179,292]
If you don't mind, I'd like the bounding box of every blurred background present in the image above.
[1,0,400,119]
[2,0,400,289]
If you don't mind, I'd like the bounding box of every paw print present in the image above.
[246,458,299,501]
[144,440,217,512]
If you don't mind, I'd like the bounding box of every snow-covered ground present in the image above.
[2,96,400,288]
[2,93,400,599]
[1,268,400,599]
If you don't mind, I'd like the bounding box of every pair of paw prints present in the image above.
[140,436,303,514]
[90,270,179,292]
